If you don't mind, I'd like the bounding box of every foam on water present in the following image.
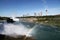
[0,22,40,38]
[1,23,33,37]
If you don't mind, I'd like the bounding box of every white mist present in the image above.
[1,23,30,37]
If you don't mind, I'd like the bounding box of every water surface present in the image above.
[0,22,60,40]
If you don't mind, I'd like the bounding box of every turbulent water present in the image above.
[0,22,60,40]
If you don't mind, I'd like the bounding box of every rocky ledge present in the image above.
[0,34,35,40]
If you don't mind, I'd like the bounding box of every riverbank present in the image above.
[36,20,60,27]
[16,15,60,27]
[34,15,60,27]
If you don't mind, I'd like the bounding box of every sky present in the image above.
[0,0,60,17]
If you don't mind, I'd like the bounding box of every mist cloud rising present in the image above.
[1,23,32,37]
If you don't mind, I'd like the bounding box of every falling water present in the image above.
[0,23,27,37]
[0,22,37,38]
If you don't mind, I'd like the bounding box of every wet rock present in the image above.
[6,18,15,23]
[0,34,5,40]
[0,34,35,40]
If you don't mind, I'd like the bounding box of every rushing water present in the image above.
[0,22,60,40]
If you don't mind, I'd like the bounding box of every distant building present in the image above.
[46,9,48,16]
[34,12,36,16]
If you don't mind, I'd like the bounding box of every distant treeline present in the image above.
[0,16,10,20]
[16,15,60,18]
[0,17,14,23]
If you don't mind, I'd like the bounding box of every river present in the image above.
[0,21,60,40]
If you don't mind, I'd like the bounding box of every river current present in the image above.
[0,22,60,40]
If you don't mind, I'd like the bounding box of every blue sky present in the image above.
[0,0,60,17]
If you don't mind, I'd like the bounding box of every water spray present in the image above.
[0,23,38,40]
[24,25,38,40]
